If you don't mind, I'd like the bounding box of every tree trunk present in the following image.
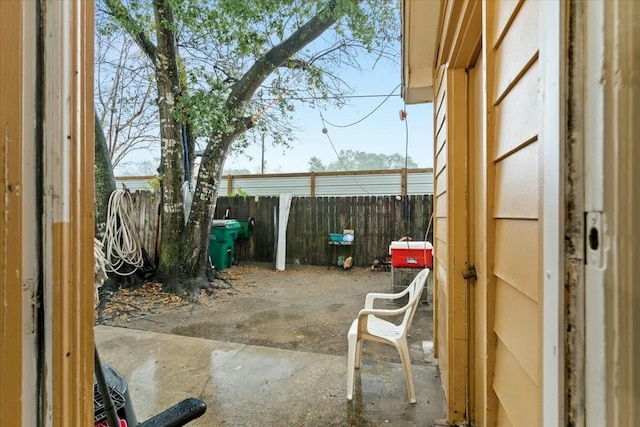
[180,1,344,280]
[185,122,197,182]
[153,0,186,286]
[182,128,235,278]
[94,111,117,237]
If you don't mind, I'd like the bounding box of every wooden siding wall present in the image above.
[214,195,434,267]
[433,65,450,398]
[487,1,541,425]
[601,2,640,423]
[432,1,483,423]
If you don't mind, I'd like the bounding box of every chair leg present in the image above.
[397,339,416,403]
[347,332,357,400]
[355,340,363,369]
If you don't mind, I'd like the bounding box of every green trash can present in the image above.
[237,216,256,239]
[209,219,241,270]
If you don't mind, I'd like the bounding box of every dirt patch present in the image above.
[97,262,433,364]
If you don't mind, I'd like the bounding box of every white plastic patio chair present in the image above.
[346,268,430,403]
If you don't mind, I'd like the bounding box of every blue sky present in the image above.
[223,58,434,174]
[113,34,435,176]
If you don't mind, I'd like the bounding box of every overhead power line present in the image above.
[310,88,375,196]
[287,93,401,101]
[321,83,401,128]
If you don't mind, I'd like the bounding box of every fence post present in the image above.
[401,168,408,196]
[227,176,233,196]
[310,172,315,197]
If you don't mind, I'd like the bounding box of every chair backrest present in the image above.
[399,268,429,332]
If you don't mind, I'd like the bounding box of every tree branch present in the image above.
[226,0,355,110]
[307,40,350,65]
[239,116,255,134]
[103,0,158,66]
[281,58,312,70]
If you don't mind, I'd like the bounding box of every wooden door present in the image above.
[468,49,499,427]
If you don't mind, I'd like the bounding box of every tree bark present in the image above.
[185,122,196,183]
[153,0,187,285]
[94,111,117,237]
[182,128,234,277]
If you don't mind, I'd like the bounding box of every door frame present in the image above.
[433,1,482,423]
[467,47,498,427]
[539,1,566,426]
[582,1,640,425]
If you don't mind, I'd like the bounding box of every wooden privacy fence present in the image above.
[128,191,161,262]
[126,193,433,268]
[215,195,434,268]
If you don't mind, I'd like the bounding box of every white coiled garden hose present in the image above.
[94,238,108,306]
[102,189,144,275]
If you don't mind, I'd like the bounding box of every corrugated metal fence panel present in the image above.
[407,171,434,194]
[315,174,403,196]
[117,169,434,196]
[219,177,229,194]
[231,175,311,196]
[116,176,156,191]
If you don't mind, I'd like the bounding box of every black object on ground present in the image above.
[95,344,206,427]
[137,398,207,427]
[94,383,125,426]
[95,363,138,426]
[94,347,122,427]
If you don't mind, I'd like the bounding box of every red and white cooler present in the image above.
[388,241,433,269]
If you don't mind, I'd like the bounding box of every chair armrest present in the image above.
[364,286,412,308]
[358,304,410,319]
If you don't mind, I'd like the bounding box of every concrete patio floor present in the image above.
[95,325,447,426]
